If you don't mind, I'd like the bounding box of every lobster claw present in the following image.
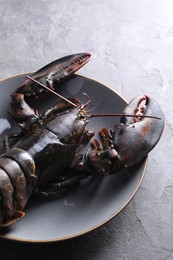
[112,95,164,169]
[15,53,91,98]
[78,95,164,176]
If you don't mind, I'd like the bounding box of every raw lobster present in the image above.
[0,53,164,227]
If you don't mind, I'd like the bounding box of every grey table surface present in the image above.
[0,0,172,259]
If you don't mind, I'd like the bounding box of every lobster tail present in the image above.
[0,148,35,227]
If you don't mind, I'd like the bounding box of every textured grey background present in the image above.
[0,0,173,259]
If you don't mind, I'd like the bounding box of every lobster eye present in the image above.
[78,114,85,119]
[120,115,126,124]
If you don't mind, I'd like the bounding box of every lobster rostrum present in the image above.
[0,53,164,227]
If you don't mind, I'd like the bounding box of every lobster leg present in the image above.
[10,91,81,133]
[10,93,39,132]
[72,128,119,176]
[37,172,88,197]
[2,133,24,153]
[87,128,119,176]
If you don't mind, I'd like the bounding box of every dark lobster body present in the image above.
[14,103,90,189]
[0,101,92,226]
[0,53,164,227]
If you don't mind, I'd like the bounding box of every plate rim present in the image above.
[0,73,147,243]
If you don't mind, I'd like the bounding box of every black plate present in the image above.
[0,74,146,242]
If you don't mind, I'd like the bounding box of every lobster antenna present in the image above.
[82,92,91,107]
[26,75,77,107]
[26,76,161,120]
[91,114,161,120]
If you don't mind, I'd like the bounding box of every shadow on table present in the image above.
[0,219,121,260]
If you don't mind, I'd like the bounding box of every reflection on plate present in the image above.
[0,74,146,242]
